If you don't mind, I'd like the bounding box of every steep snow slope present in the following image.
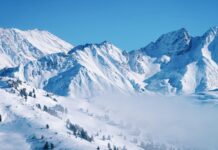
[140,28,191,57]
[0,28,73,69]
[128,27,218,94]
[15,29,73,54]
[43,41,146,97]
[0,41,144,98]
[62,41,136,97]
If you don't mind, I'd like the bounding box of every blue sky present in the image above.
[0,0,218,50]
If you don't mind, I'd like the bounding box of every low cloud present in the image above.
[92,92,218,150]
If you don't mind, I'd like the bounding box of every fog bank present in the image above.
[92,92,218,150]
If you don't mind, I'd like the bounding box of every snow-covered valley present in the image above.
[1,27,218,149]
[1,77,218,150]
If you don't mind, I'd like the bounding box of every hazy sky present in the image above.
[0,0,218,50]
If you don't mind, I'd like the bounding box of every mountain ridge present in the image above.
[1,27,218,97]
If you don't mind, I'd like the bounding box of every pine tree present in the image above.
[29,91,33,97]
[102,135,106,141]
[113,145,117,150]
[53,98,57,102]
[108,143,112,150]
[43,141,49,149]
[20,88,28,100]
[36,104,41,109]
[33,88,35,93]
[90,135,94,142]
[24,94,27,101]
[43,105,48,112]
[50,143,54,149]
[46,124,49,129]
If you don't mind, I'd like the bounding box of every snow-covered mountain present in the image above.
[0,41,143,98]
[2,27,218,97]
[0,28,73,69]
[1,27,218,150]
[140,27,218,94]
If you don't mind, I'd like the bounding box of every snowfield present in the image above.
[0,78,143,150]
[0,132,30,150]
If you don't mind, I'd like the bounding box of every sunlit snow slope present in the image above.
[0,28,73,69]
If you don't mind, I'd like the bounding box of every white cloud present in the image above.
[92,92,218,150]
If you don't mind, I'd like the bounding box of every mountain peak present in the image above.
[176,27,188,33]
[0,28,46,34]
[203,26,218,38]
[161,28,190,40]
[209,26,218,32]
[100,40,112,45]
[141,28,191,57]
[68,41,119,55]
[0,27,73,69]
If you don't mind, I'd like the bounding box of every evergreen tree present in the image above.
[29,91,32,97]
[46,124,49,129]
[66,119,93,142]
[90,135,94,142]
[20,88,28,100]
[113,145,118,150]
[43,141,49,149]
[43,105,48,112]
[36,104,41,109]
[80,129,88,140]
[108,143,112,150]
[24,94,27,100]
[53,98,57,102]
[50,143,54,149]
[102,135,106,141]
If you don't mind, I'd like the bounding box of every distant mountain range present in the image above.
[1,27,218,97]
